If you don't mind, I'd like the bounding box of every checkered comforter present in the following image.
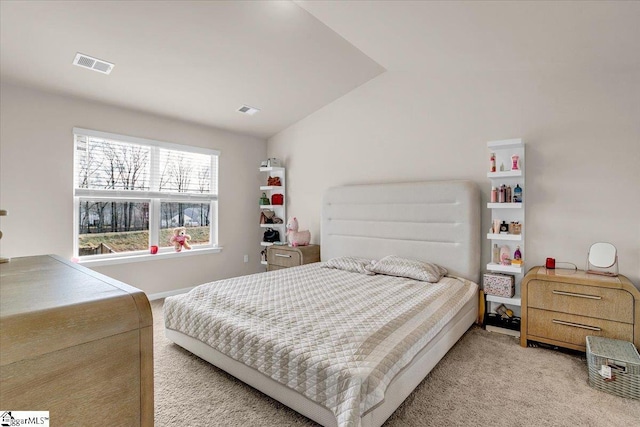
[164,262,477,427]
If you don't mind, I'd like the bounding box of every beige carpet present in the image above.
[152,300,639,426]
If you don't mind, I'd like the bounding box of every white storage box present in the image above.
[586,336,639,400]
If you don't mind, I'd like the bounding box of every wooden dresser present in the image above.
[0,255,153,426]
[267,244,320,271]
[521,266,640,351]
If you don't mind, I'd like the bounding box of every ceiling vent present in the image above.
[237,105,260,115]
[73,53,114,75]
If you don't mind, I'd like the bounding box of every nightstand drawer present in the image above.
[267,248,301,268]
[266,245,320,271]
[527,279,633,324]
[528,308,634,349]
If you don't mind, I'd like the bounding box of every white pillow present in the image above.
[321,257,376,275]
[365,255,447,283]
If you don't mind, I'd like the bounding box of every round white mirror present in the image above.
[588,242,617,268]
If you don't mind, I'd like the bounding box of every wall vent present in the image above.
[73,53,114,75]
[237,105,260,115]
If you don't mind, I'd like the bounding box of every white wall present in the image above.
[0,83,267,295]
[268,68,640,285]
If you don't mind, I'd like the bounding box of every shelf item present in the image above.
[521,266,640,351]
[485,139,525,334]
[483,272,515,298]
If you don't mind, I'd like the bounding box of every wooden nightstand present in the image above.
[521,266,640,351]
[267,244,320,271]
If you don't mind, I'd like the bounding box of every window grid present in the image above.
[73,128,219,260]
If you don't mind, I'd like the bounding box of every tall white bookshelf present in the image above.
[486,139,525,324]
[259,166,286,267]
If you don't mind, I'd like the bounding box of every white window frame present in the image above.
[73,128,221,266]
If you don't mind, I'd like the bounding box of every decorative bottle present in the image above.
[500,245,511,265]
[491,187,497,203]
[511,155,520,171]
[514,246,522,260]
[514,184,522,203]
[490,153,496,172]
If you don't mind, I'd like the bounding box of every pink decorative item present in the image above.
[286,217,310,247]
[511,155,520,171]
[170,227,192,252]
[500,245,511,265]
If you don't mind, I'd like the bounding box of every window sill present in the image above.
[77,246,223,268]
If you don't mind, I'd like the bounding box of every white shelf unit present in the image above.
[486,139,525,319]
[486,233,522,241]
[487,202,522,209]
[259,166,286,267]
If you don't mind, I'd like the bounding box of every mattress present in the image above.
[164,262,477,427]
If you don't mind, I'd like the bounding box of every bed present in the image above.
[165,180,481,427]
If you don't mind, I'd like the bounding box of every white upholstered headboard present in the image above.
[321,180,481,283]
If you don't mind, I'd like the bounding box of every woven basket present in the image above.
[586,336,639,400]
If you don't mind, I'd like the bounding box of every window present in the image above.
[73,128,219,262]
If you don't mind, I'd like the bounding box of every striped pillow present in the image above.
[321,257,376,275]
[366,255,447,283]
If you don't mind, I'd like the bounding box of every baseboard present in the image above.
[147,286,195,301]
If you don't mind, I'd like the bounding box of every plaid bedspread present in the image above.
[164,263,477,426]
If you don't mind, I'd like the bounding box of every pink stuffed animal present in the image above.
[170,227,192,252]
[286,217,310,247]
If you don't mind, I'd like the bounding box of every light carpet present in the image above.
[152,300,639,426]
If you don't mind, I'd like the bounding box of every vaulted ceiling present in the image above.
[0,1,384,138]
[2,1,638,138]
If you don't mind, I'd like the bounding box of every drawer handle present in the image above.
[275,254,292,258]
[552,290,602,300]
[552,319,601,331]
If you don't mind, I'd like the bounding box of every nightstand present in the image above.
[521,266,640,351]
[267,244,320,271]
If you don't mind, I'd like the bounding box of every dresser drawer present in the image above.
[267,248,301,268]
[527,279,633,324]
[528,308,634,349]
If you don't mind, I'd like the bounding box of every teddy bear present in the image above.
[170,227,192,252]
